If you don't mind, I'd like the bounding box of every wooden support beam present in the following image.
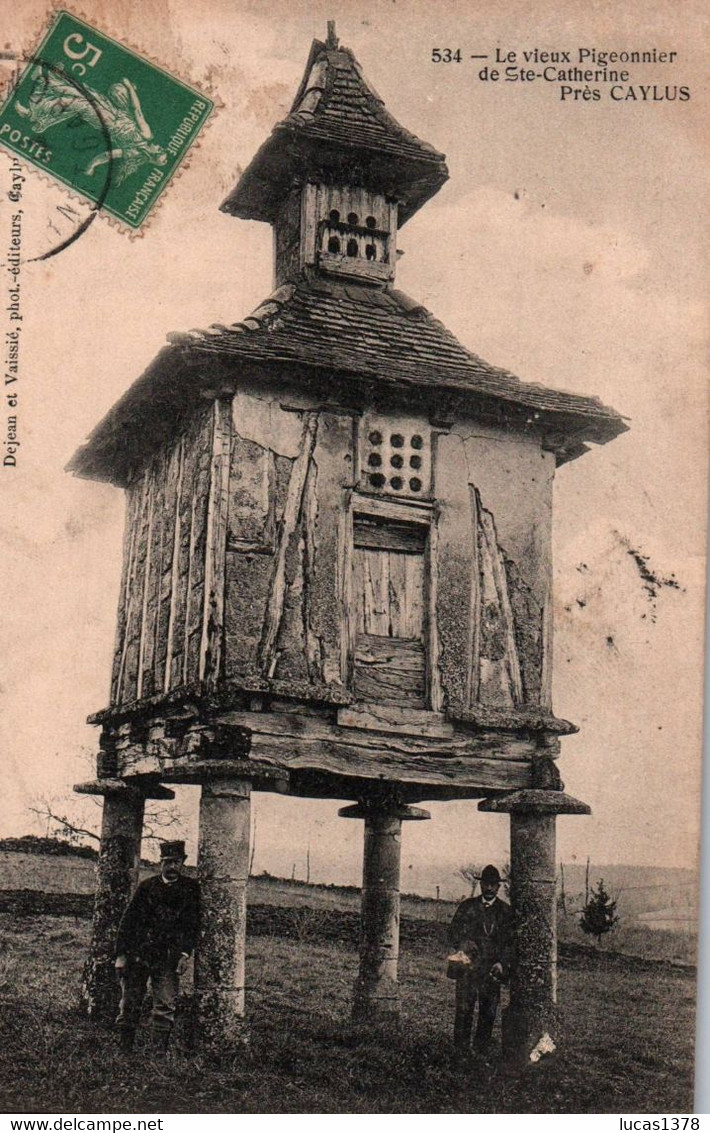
[215,709,534,792]
[303,462,324,681]
[182,489,199,684]
[258,411,319,676]
[467,485,481,705]
[339,491,356,688]
[164,437,185,693]
[217,708,533,758]
[387,199,398,266]
[246,736,530,791]
[112,485,140,705]
[337,704,454,739]
[478,498,524,706]
[425,508,443,711]
[300,182,318,267]
[114,483,143,705]
[136,470,156,699]
[200,398,232,684]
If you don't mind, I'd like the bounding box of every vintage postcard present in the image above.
[0,0,706,1118]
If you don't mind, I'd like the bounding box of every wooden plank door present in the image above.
[352,517,427,707]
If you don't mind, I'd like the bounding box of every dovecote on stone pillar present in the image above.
[70,23,628,1044]
[70,23,628,789]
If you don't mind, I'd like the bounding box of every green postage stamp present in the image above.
[0,10,214,229]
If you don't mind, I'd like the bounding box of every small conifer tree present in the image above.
[579,878,619,942]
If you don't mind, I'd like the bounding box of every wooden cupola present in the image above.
[221,23,449,290]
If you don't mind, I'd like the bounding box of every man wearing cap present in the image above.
[448,864,514,1059]
[114,840,200,1054]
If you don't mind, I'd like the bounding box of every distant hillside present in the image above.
[0,840,698,929]
[389,857,698,924]
[556,863,698,925]
[0,835,97,860]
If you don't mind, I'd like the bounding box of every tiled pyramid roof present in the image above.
[68,275,627,485]
[285,35,444,163]
[222,30,448,224]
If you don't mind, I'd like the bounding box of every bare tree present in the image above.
[28,800,100,845]
[27,740,186,853]
[29,793,184,851]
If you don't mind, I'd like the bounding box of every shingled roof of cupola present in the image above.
[221,23,449,225]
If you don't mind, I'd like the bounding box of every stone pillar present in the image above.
[340,802,429,1023]
[479,788,590,1066]
[508,810,557,1057]
[75,780,145,1021]
[196,777,251,1050]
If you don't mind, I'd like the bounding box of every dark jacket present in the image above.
[116,873,200,968]
[448,895,514,985]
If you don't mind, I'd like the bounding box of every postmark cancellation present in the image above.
[0,10,214,230]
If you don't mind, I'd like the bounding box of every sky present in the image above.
[0,0,707,892]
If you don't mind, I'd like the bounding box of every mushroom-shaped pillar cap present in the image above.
[478,789,591,816]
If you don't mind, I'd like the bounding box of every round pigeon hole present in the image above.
[368,452,382,467]
[409,455,422,469]
[409,477,422,492]
[390,476,403,491]
[411,434,423,449]
[390,454,403,469]
[368,430,382,445]
[390,433,404,448]
[369,473,386,489]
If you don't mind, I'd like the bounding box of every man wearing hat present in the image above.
[448,864,513,1059]
[114,840,200,1053]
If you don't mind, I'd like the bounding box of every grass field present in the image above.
[0,910,696,1114]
